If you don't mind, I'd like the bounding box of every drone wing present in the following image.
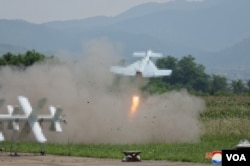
[7,105,20,131]
[154,69,172,77]
[19,121,47,143]
[143,60,172,77]
[19,122,30,139]
[18,96,47,143]
[18,96,32,116]
[0,99,7,140]
[49,106,63,132]
[0,122,4,141]
[30,121,47,143]
[35,97,47,112]
[0,132,4,141]
[110,59,145,76]
[110,66,134,76]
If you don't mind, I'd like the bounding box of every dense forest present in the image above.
[0,51,249,96]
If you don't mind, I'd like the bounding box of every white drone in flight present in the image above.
[110,49,172,78]
[0,96,65,155]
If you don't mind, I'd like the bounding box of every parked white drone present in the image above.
[110,49,172,78]
[0,96,65,155]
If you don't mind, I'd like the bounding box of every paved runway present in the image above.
[0,152,211,166]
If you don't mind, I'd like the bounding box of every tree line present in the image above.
[0,50,249,95]
[143,55,250,95]
[0,50,49,68]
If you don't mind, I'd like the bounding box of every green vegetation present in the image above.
[0,51,250,163]
[201,96,250,136]
[0,50,52,68]
[1,136,249,163]
[143,55,250,95]
[1,96,249,163]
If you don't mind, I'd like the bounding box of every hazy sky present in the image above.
[0,0,176,23]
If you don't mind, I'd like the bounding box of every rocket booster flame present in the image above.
[130,95,140,117]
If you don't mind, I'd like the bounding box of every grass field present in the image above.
[1,95,250,163]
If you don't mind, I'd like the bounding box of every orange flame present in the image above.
[130,95,140,117]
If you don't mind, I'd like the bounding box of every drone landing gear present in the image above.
[9,143,19,156]
[40,143,46,156]
[40,151,46,156]
[10,130,19,157]
[10,152,18,156]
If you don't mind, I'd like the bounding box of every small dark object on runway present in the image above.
[122,151,141,162]
[234,139,250,150]
[40,150,46,156]
[9,152,19,157]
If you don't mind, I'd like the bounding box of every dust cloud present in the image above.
[0,39,205,144]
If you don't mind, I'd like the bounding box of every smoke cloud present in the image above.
[0,38,205,144]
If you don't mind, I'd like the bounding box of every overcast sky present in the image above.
[0,0,204,23]
[0,0,176,23]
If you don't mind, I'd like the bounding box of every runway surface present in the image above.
[0,152,212,166]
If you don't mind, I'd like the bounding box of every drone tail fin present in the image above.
[49,106,63,132]
[0,122,4,141]
[133,50,163,58]
[7,105,20,131]
[0,132,4,141]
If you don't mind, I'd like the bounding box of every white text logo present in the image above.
[226,154,246,162]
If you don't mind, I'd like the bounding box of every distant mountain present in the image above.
[0,43,27,55]
[210,37,250,67]
[0,0,249,79]
[204,37,250,80]
[110,0,250,51]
